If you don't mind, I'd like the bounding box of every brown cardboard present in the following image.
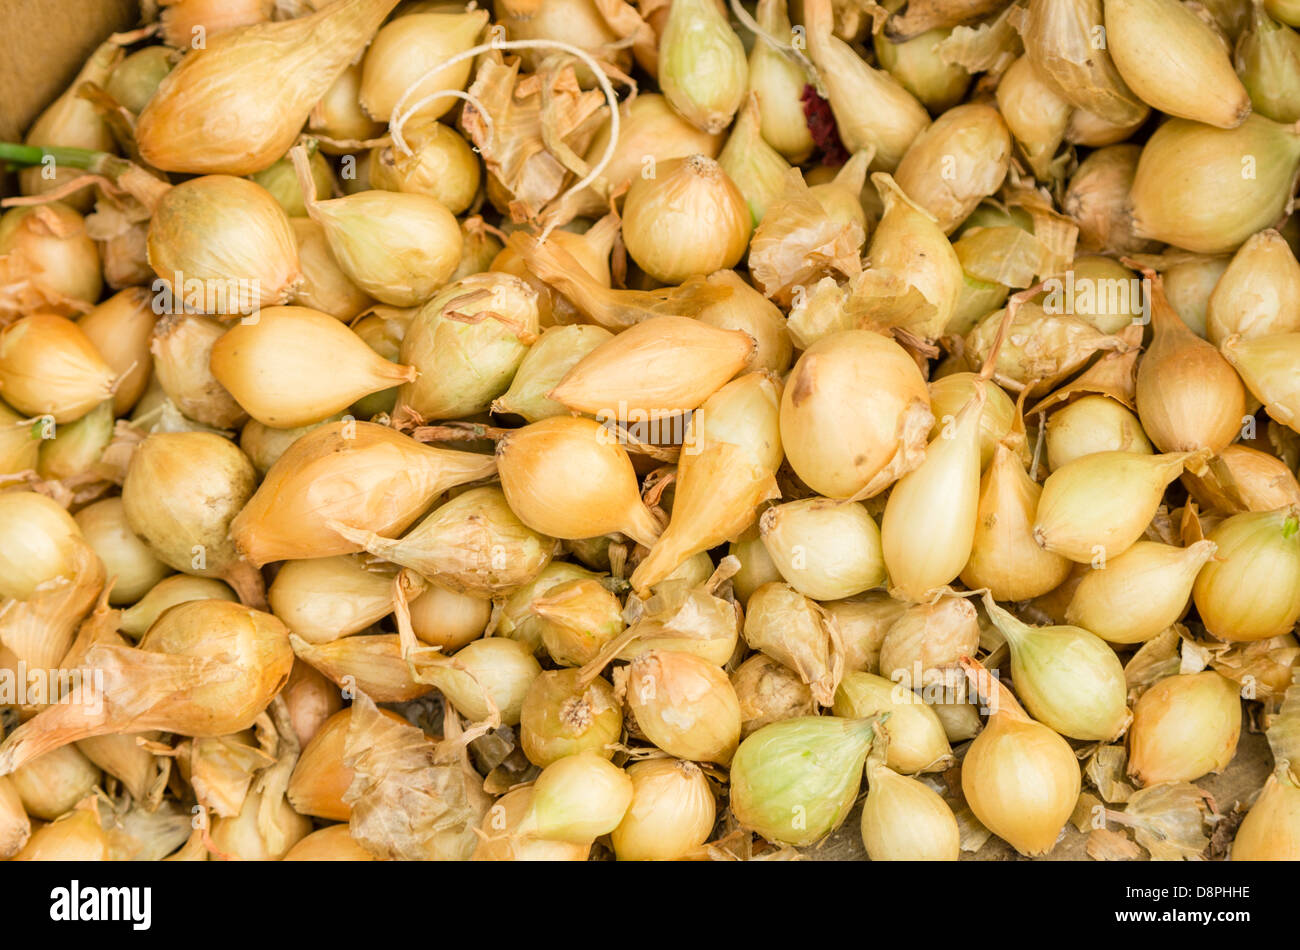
[0,0,139,141]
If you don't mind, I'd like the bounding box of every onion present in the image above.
[359,10,489,122]
[119,575,237,640]
[76,288,156,415]
[74,497,172,605]
[0,314,115,424]
[151,314,248,429]
[1128,671,1241,785]
[611,758,716,860]
[519,668,622,767]
[0,491,83,600]
[0,202,102,311]
[284,824,376,861]
[9,745,100,821]
[267,555,399,644]
[626,650,742,764]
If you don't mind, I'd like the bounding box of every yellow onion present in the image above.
[119,575,237,639]
[550,314,752,422]
[1044,395,1153,470]
[881,389,984,600]
[212,305,415,428]
[137,0,400,174]
[610,758,715,861]
[759,498,885,600]
[394,273,539,421]
[695,270,792,375]
[1186,444,1300,513]
[658,0,748,134]
[1020,0,1148,126]
[731,654,817,738]
[492,221,618,328]
[804,0,929,170]
[875,23,971,112]
[76,288,156,415]
[893,104,1011,234]
[412,638,541,726]
[0,599,293,774]
[581,93,725,201]
[743,582,841,706]
[18,42,117,209]
[0,314,115,424]
[1135,275,1246,454]
[9,745,100,821]
[860,752,960,861]
[240,414,344,475]
[493,324,614,422]
[1065,106,1148,150]
[959,659,1081,856]
[151,314,248,428]
[995,56,1071,180]
[407,582,491,650]
[531,579,625,667]
[729,716,876,846]
[1128,671,1241,785]
[1033,450,1204,562]
[452,218,505,282]
[251,148,335,220]
[1155,253,1231,336]
[1221,332,1300,430]
[982,594,1128,741]
[0,203,102,310]
[1231,770,1300,860]
[621,155,750,283]
[927,373,1015,471]
[728,526,784,605]
[472,786,590,861]
[288,706,385,815]
[13,808,109,861]
[853,172,964,341]
[331,486,554,597]
[122,431,263,604]
[1206,229,1300,344]
[962,438,1073,601]
[292,633,429,702]
[631,373,782,591]
[0,776,29,858]
[516,752,634,844]
[747,0,815,162]
[309,63,384,153]
[1106,0,1251,127]
[1193,509,1300,641]
[0,401,41,477]
[231,421,496,566]
[147,175,301,315]
[1266,0,1300,27]
[494,0,630,78]
[1040,255,1149,331]
[0,491,83,601]
[780,329,932,499]
[33,397,112,485]
[302,185,462,308]
[284,824,376,861]
[159,0,272,48]
[210,785,312,860]
[496,562,600,652]
[1063,145,1159,255]
[497,416,663,547]
[1129,114,1300,253]
[370,117,481,215]
[359,10,488,122]
[719,95,791,227]
[832,672,953,773]
[625,650,742,763]
[281,660,342,747]
[878,595,980,689]
[289,218,374,320]
[519,668,622,767]
[1067,540,1217,644]
[824,592,907,674]
[74,498,171,605]
[1237,4,1300,123]
[267,555,398,644]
